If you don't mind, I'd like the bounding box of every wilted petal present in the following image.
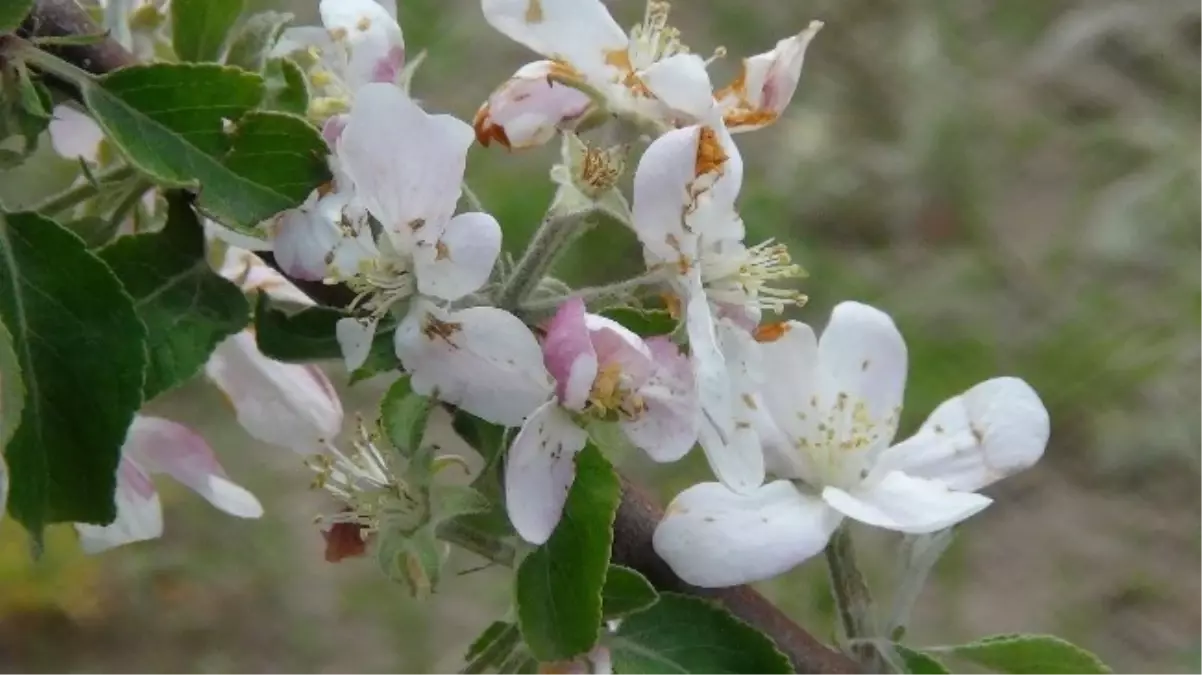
[543,298,598,410]
[873,377,1050,492]
[474,61,595,149]
[320,0,405,89]
[218,245,314,307]
[481,0,628,82]
[75,458,163,554]
[338,83,471,240]
[621,337,696,463]
[336,316,379,372]
[653,480,840,587]
[639,53,714,121]
[48,105,104,162]
[395,302,554,427]
[718,22,823,132]
[823,471,991,534]
[412,211,501,301]
[631,125,702,263]
[504,401,588,544]
[817,301,907,436]
[122,416,263,518]
[206,332,344,453]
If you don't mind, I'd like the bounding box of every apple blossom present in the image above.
[74,416,263,553]
[505,298,696,544]
[653,301,1051,587]
[473,0,822,149]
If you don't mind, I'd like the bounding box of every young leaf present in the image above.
[81,63,330,231]
[262,57,309,115]
[171,0,245,62]
[0,320,24,450]
[0,63,53,168]
[0,0,33,33]
[935,634,1112,674]
[0,211,147,537]
[254,294,397,365]
[598,307,678,338]
[892,644,951,674]
[100,192,250,400]
[463,621,522,674]
[602,565,658,619]
[224,11,295,71]
[379,376,432,458]
[515,444,619,662]
[610,593,793,674]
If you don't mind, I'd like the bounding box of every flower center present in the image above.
[306,421,422,533]
[627,1,689,72]
[794,392,900,488]
[585,363,647,421]
[701,239,806,314]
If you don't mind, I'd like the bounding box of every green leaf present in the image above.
[892,644,950,674]
[376,522,443,598]
[0,63,52,168]
[171,0,245,62]
[463,621,522,674]
[379,376,432,458]
[515,444,619,661]
[81,63,330,231]
[431,484,490,523]
[598,307,678,337]
[224,11,294,71]
[936,634,1112,674]
[0,320,24,450]
[100,193,249,400]
[263,57,309,115]
[253,293,396,365]
[63,215,122,248]
[610,593,792,674]
[0,0,33,33]
[0,211,147,536]
[602,565,658,620]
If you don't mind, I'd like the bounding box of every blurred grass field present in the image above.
[1,0,1199,672]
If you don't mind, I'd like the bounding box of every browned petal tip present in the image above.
[472,105,510,149]
[753,321,790,343]
[322,521,369,562]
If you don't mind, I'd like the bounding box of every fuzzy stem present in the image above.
[435,518,516,568]
[494,207,594,310]
[825,525,890,672]
[518,267,672,319]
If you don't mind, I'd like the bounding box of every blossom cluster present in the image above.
[59,0,1051,589]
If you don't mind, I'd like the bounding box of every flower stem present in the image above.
[435,518,515,568]
[494,206,594,311]
[33,165,137,216]
[518,267,672,319]
[825,525,891,672]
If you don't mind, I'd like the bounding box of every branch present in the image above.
[17,2,859,672]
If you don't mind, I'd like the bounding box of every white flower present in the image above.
[473,0,822,149]
[630,119,804,494]
[505,298,696,544]
[74,416,263,553]
[653,302,1051,587]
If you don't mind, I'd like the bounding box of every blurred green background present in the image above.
[1,0,1199,672]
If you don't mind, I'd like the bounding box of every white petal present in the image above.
[336,316,379,372]
[413,211,501,301]
[653,480,841,587]
[874,377,1050,492]
[822,471,991,534]
[817,301,907,434]
[320,0,405,89]
[474,61,595,149]
[631,125,701,263]
[206,332,344,453]
[48,105,104,162]
[122,416,263,519]
[621,337,697,463]
[504,401,588,544]
[717,22,823,132]
[218,245,314,306]
[639,53,715,120]
[755,320,820,480]
[481,0,628,83]
[271,199,341,281]
[395,303,554,427]
[75,458,163,553]
[338,83,471,241]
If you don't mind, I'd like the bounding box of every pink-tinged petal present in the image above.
[338,83,471,241]
[395,302,554,427]
[823,471,991,535]
[322,114,348,147]
[621,337,697,462]
[412,211,501,301]
[873,377,1050,492]
[75,456,164,553]
[544,298,598,410]
[504,400,588,544]
[206,332,344,454]
[474,61,595,149]
[320,0,405,89]
[481,0,627,83]
[122,416,263,518]
[583,313,653,387]
[271,199,340,281]
[718,22,823,133]
[639,53,714,121]
[631,124,702,263]
[754,320,820,480]
[816,301,907,439]
[653,480,841,587]
[48,104,104,162]
[336,316,379,372]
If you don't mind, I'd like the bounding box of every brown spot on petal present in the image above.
[472,103,511,149]
[355,16,371,31]
[422,314,463,346]
[525,0,544,23]
[722,108,778,131]
[695,126,728,177]
[328,26,348,41]
[316,180,335,197]
[408,218,425,232]
[753,321,790,343]
[435,240,450,260]
[741,393,758,410]
[322,521,368,562]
